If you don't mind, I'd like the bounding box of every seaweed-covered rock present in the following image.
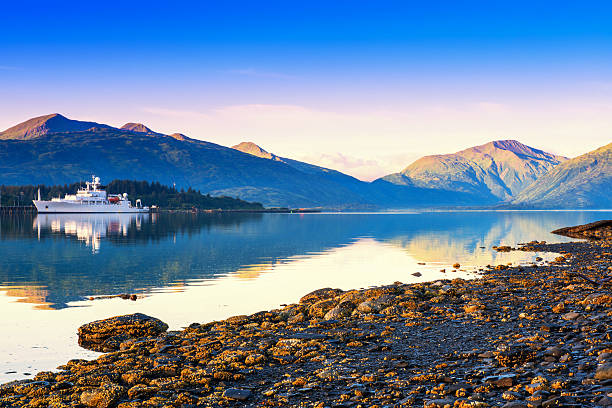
[308,299,337,318]
[496,344,536,367]
[324,301,355,320]
[78,313,168,352]
[595,363,612,380]
[80,382,125,408]
[356,300,380,314]
[300,288,343,304]
[552,220,612,239]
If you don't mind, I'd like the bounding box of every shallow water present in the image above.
[1,210,610,382]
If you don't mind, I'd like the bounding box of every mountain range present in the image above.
[0,113,609,208]
[0,114,374,208]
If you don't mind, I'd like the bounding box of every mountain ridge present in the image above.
[510,142,612,208]
[0,113,586,208]
[0,113,115,140]
[0,115,375,208]
[380,139,567,203]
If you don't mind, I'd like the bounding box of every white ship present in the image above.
[33,176,149,213]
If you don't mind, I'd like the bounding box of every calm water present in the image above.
[1,210,611,382]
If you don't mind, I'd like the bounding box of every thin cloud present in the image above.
[0,65,20,71]
[296,152,414,182]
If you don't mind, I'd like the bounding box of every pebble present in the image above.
[222,388,252,401]
[562,312,581,321]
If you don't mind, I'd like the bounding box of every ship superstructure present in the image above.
[33,176,149,213]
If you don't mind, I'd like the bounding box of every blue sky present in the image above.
[1,1,612,179]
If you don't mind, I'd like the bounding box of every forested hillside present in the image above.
[0,180,263,210]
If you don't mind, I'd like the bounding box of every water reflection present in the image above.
[1,210,611,382]
[380,211,576,266]
[34,213,147,253]
[1,211,608,310]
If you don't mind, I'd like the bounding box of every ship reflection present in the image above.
[33,213,150,253]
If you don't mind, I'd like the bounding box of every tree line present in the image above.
[0,180,264,210]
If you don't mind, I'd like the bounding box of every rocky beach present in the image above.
[1,222,612,408]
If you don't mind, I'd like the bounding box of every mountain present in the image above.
[229,141,484,207]
[169,133,189,141]
[0,113,114,140]
[510,142,612,208]
[232,141,389,205]
[121,123,190,141]
[380,140,567,203]
[0,114,490,208]
[121,123,156,134]
[0,114,384,208]
[2,114,586,209]
[232,141,366,187]
[233,142,282,161]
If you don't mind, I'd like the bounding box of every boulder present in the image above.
[78,313,168,352]
[356,300,380,314]
[299,288,342,304]
[324,301,355,320]
[308,299,337,318]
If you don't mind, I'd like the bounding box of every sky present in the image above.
[1,1,612,180]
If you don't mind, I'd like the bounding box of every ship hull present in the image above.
[34,200,149,213]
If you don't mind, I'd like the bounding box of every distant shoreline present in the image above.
[162,208,322,214]
[3,206,612,215]
[0,206,321,214]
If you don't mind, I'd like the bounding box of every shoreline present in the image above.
[1,229,611,407]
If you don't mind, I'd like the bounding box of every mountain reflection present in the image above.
[0,211,610,309]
